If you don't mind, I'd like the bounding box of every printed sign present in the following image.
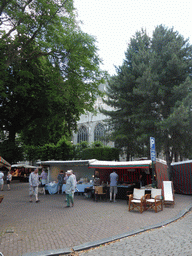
[150,137,156,162]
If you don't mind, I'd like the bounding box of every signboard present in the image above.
[150,137,156,162]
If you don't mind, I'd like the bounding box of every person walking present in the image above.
[6,171,12,190]
[57,170,64,194]
[110,170,118,202]
[0,170,4,191]
[71,170,77,198]
[40,168,48,194]
[64,171,68,182]
[65,170,75,207]
[64,171,68,201]
[29,168,40,203]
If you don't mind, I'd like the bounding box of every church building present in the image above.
[72,83,114,147]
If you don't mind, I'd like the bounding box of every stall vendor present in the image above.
[139,170,147,187]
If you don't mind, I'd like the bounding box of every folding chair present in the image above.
[145,188,163,213]
[163,181,175,207]
[94,186,107,202]
[128,188,145,213]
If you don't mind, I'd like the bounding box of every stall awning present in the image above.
[171,160,192,166]
[88,160,152,169]
[37,159,96,167]
[0,156,11,170]
[11,164,41,169]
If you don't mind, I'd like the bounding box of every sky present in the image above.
[74,0,192,75]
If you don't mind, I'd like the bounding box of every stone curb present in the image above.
[22,204,192,256]
[72,204,192,252]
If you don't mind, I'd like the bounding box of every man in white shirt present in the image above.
[65,170,75,207]
[71,170,77,198]
[0,170,4,191]
[110,170,118,202]
[29,168,40,203]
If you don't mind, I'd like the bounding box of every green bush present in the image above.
[56,138,73,160]
[24,145,39,161]
[91,141,104,148]
[39,144,56,161]
[81,147,119,161]
[24,137,74,161]
[23,140,119,162]
[0,140,23,164]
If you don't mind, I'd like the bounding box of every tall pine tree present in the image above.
[103,25,192,176]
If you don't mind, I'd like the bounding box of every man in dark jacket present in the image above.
[57,170,64,194]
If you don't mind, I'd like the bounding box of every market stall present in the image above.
[45,182,58,194]
[0,157,11,171]
[88,160,153,199]
[0,157,11,188]
[38,160,96,194]
[155,159,169,189]
[171,160,192,195]
[45,181,94,195]
[11,164,41,182]
[62,183,93,194]
[37,159,156,197]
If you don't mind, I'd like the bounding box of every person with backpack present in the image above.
[57,170,64,194]
[6,171,12,190]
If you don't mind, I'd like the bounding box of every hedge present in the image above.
[81,147,119,161]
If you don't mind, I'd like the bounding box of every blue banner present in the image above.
[150,137,156,162]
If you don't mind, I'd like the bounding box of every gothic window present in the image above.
[94,123,105,142]
[77,126,88,143]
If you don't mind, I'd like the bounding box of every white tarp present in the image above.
[88,160,152,169]
[11,164,41,169]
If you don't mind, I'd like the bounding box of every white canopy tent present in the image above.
[88,160,152,169]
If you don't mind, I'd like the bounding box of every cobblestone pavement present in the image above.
[78,211,192,256]
[0,182,191,256]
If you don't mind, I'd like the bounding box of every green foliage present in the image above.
[40,144,56,161]
[24,137,73,161]
[0,0,106,162]
[91,141,104,148]
[72,141,89,160]
[24,145,40,162]
[77,141,90,150]
[24,138,119,162]
[72,141,118,160]
[56,137,74,160]
[102,25,192,165]
[81,147,119,161]
[0,140,23,164]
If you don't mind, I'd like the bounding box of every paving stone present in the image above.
[0,182,192,256]
[79,211,192,256]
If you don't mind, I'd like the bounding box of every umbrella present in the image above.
[0,156,11,170]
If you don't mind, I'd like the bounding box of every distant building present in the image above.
[72,83,114,147]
